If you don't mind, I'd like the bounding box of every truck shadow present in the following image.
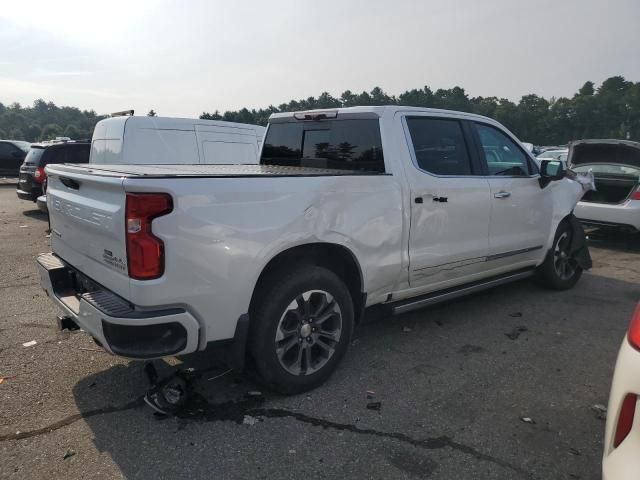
[69,271,639,479]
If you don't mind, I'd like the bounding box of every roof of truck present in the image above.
[269,105,500,124]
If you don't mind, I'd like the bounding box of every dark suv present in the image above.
[0,140,31,176]
[16,141,90,202]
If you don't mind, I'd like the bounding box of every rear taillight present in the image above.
[631,189,640,201]
[628,303,640,351]
[614,393,637,448]
[34,167,46,184]
[125,193,173,280]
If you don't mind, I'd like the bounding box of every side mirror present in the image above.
[539,159,566,188]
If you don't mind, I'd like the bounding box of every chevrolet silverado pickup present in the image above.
[38,106,591,393]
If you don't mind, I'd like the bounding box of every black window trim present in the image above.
[401,115,483,178]
[471,120,540,178]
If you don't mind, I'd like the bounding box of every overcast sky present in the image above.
[1,0,638,117]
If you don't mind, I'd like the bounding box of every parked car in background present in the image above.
[16,140,90,203]
[0,140,30,176]
[536,148,568,167]
[571,140,640,232]
[602,303,640,479]
[90,115,265,165]
[39,106,592,394]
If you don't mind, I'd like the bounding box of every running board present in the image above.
[391,268,536,315]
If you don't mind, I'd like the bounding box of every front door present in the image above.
[472,122,550,268]
[403,116,492,289]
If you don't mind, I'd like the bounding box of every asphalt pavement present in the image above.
[1,180,639,479]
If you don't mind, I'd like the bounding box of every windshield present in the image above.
[572,164,640,178]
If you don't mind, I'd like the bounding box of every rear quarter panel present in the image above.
[123,174,404,345]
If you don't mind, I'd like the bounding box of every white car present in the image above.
[571,140,640,232]
[603,303,640,479]
[535,148,568,167]
[38,106,591,393]
[90,115,265,165]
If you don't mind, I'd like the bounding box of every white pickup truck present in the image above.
[38,106,591,393]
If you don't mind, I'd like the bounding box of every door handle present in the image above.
[494,191,511,199]
[433,196,448,203]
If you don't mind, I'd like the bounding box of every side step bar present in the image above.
[391,268,536,315]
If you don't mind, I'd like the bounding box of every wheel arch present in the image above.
[249,242,366,323]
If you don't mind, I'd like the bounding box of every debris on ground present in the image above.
[79,347,107,353]
[402,326,412,333]
[591,404,607,420]
[351,338,361,346]
[243,415,260,425]
[366,390,375,400]
[569,448,582,456]
[143,364,199,416]
[247,391,263,397]
[505,326,528,340]
[207,368,233,381]
[22,340,37,347]
[366,401,382,411]
[520,416,536,424]
[288,449,296,454]
[0,375,17,385]
[509,312,523,318]
[63,449,76,460]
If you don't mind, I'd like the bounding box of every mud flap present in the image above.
[568,214,592,270]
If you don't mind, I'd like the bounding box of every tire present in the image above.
[536,220,583,290]
[249,265,354,394]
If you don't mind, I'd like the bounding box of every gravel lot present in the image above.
[1,180,639,479]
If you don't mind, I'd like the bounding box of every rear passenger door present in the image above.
[471,122,550,268]
[402,116,491,289]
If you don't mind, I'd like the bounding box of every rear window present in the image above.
[24,147,45,165]
[261,119,385,173]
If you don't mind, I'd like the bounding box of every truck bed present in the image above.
[48,163,375,178]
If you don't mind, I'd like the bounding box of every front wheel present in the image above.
[249,265,354,394]
[536,221,583,290]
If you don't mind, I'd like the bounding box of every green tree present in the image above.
[41,123,62,140]
[64,124,81,139]
[147,109,157,117]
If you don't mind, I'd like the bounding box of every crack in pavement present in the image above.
[250,408,533,478]
[0,397,532,478]
[0,398,145,441]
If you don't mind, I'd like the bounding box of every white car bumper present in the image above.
[575,199,640,231]
[37,252,200,359]
[603,338,640,480]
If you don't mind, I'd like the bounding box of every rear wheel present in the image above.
[249,265,354,394]
[536,221,583,290]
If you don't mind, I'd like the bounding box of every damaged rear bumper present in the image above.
[37,252,200,359]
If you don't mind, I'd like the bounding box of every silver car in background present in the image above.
[571,139,640,232]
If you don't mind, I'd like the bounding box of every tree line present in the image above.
[0,99,105,142]
[1,76,638,145]
[201,76,640,145]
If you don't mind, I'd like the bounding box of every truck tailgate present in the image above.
[46,166,130,299]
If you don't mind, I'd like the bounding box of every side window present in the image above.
[0,142,16,158]
[405,117,472,175]
[475,124,531,176]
